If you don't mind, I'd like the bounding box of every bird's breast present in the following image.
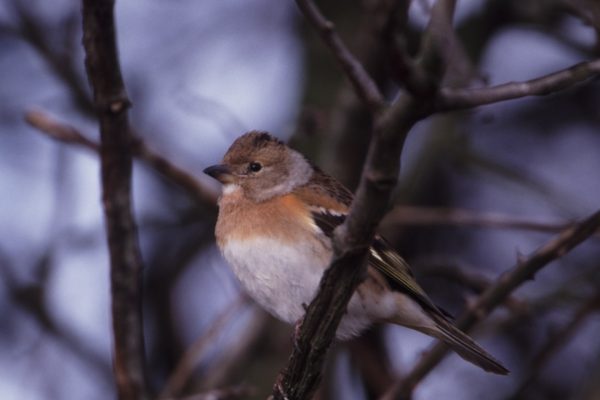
[220,236,329,323]
[215,190,382,339]
[215,192,331,323]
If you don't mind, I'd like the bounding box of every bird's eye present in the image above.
[248,162,262,172]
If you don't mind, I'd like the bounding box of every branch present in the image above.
[272,2,448,398]
[160,296,247,399]
[12,2,94,115]
[81,1,149,399]
[294,0,385,110]
[383,206,600,236]
[25,109,99,150]
[382,208,600,400]
[437,59,600,111]
[272,2,599,399]
[417,262,526,313]
[320,0,400,189]
[272,93,425,399]
[24,109,218,209]
[199,310,270,388]
[415,0,457,90]
[511,292,600,397]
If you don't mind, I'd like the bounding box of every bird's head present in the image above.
[204,131,313,202]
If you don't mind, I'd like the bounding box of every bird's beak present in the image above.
[203,164,234,184]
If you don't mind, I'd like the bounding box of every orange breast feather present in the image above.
[216,192,316,245]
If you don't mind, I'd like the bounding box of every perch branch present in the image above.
[271,95,425,400]
[272,2,456,398]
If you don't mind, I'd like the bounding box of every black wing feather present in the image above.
[309,208,442,315]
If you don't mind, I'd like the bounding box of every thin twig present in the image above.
[382,209,600,400]
[417,261,526,313]
[12,2,94,115]
[510,292,600,398]
[384,206,599,236]
[160,296,248,399]
[294,0,385,111]
[437,59,600,111]
[81,1,150,399]
[199,310,271,389]
[25,109,99,150]
[24,109,218,208]
[320,0,399,188]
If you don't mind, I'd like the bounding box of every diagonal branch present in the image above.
[81,1,150,399]
[272,1,600,399]
[511,291,600,398]
[271,94,425,400]
[294,0,385,111]
[12,2,94,115]
[437,59,600,111]
[24,109,218,209]
[272,2,455,398]
[382,209,600,400]
[25,109,99,150]
[159,296,248,399]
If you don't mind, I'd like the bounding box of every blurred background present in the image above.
[1,0,599,399]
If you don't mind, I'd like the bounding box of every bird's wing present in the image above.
[368,236,440,313]
[294,169,441,314]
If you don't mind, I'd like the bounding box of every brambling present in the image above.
[204,131,508,374]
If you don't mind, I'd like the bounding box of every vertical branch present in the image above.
[81,1,149,399]
[272,2,450,398]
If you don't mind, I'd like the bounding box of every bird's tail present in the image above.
[426,313,509,374]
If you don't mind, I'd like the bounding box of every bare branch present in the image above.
[81,1,149,398]
[199,310,270,388]
[160,296,247,399]
[24,109,218,209]
[383,206,600,236]
[272,2,600,399]
[25,109,99,150]
[12,2,94,115]
[272,1,450,397]
[294,0,385,110]
[320,0,401,188]
[437,59,600,111]
[382,209,600,400]
[511,292,600,397]
[271,93,424,400]
[417,262,526,313]
[416,0,457,89]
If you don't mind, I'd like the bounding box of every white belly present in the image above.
[219,236,382,339]
[221,237,324,323]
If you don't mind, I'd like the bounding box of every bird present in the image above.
[204,131,508,374]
